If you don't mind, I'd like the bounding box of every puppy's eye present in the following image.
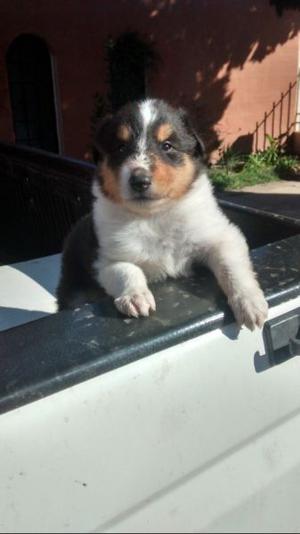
[117,143,126,153]
[162,141,173,152]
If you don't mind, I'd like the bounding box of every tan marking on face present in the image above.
[117,124,131,142]
[155,123,174,143]
[152,155,196,199]
[98,158,122,204]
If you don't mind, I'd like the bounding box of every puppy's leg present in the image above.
[204,224,268,330]
[96,262,156,318]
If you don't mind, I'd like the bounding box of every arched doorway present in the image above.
[6,34,59,153]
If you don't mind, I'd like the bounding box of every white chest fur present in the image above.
[95,207,194,280]
[92,176,221,282]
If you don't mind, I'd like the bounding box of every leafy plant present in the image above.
[106,32,158,111]
[245,135,281,168]
[218,146,245,173]
[210,134,299,190]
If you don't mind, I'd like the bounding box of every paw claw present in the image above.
[115,289,156,318]
[229,287,268,331]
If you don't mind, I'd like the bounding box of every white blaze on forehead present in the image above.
[138,100,157,157]
[119,99,157,196]
[139,99,157,128]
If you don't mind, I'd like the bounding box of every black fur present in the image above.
[57,214,105,310]
[95,99,205,170]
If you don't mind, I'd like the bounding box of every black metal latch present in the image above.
[263,307,300,366]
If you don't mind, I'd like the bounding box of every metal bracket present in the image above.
[263,307,300,366]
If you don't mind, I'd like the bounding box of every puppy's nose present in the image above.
[129,169,151,192]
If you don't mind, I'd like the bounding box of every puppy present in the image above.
[57,99,268,330]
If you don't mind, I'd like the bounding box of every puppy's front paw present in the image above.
[114,289,156,318]
[229,287,268,331]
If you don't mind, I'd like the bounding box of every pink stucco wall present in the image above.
[0,0,299,160]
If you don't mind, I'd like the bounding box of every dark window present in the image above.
[6,34,59,153]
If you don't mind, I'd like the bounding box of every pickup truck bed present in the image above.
[1,226,300,415]
[0,143,300,533]
[0,211,300,534]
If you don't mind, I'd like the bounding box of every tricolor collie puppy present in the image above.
[57,99,268,330]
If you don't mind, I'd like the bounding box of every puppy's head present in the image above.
[94,99,205,213]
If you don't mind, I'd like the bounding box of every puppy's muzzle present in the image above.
[129,169,151,193]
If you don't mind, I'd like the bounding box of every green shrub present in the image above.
[210,135,299,190]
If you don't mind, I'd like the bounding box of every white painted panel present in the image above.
[0,254,60,331]
[0,296,300,533]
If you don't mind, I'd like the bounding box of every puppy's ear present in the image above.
[178,107,206,161]
[93,114,114,161]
